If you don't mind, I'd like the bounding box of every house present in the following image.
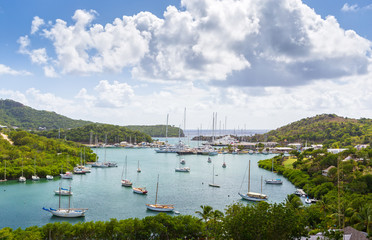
[355,144,369,151]
[288,143,302,150]
[300,226,368,240]
[322,166,336,176]
[327,148,347,154]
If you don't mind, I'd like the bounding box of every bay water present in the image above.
[0,139,297,229]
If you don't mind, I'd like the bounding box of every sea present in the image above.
[0,135,298,230]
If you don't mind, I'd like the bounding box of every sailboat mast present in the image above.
[212,165,214,184]
[68,186,71,212]
[58,184,61,210]
[165,114,169,144]
[248,160,251,193]
[155,174,159,205]
[125,157,128,179]
[261,176,263,194]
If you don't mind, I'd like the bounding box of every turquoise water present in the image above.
[0,140,296,229]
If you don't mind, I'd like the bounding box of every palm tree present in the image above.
[195,205,214,222]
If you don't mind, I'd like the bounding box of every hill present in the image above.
[250,114,372,147]
[0,99,92,129]
[36,123,153,144]
[0,129,96,180]
[0,99,183,138]
[125,125,184,138]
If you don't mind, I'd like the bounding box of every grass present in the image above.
[283,157,297,169]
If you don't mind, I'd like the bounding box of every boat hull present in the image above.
[238,192,267,202]
[146,204,174,212]
[43,208,86,218]
[208,183,220,188]
[265,179,283,184]
[133,187,147,194]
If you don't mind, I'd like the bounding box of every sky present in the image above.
[0,0,371,131]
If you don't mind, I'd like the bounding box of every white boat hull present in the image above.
[239,192,268,202]
[146,204,174,212]
[18,177,26,182]
[43,208,86,218]
[175,167,190,172]
[46,175,54,180]
[209,183,220,188]
[265,179,283,184]
[121,179,132,187]
[54,190,73,196]
[133,187,147,194]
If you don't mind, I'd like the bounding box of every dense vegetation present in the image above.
[35,124,153,144]
[0,129,96,179]
[249,114,372,148]
[259,147,372,235]
[0,99,92,130]
[125,125,184,138]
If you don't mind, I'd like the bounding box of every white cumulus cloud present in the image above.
[0,64,31,76]
[22,0,372,87]
[31,16,45,34]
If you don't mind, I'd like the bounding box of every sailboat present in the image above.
[137,160,141,173]
[209,165,220,188]
[175,156,190,172]
[238,160,268,202]
[43,185,87,217]
[0,161,7,182]
[121,156,132,187]
[19,159,26,182]
[32,158,40,181]
[132,187,148,194]
[207,157,212,163]
[54,187,73,196]
[265,159,283,184]
[146,174,174,212]
[222,156,227,168]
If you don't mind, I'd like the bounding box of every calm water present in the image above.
[0,139,296,229]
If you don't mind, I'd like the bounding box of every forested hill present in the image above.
[251,114,372,147]
[36,124,153,144]
[0,99,92,129]
[125,125,184,138]
[0,99,183,138]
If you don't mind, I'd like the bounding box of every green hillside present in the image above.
[125,125,184,138]
[250,114,372,147]
[0,99,92,129]
[35,124,153,144]
[0,129,96,180]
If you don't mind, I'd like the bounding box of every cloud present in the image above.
[341,3,359,12]
[23,0,372,87]
[42,9,151,75]
[0,64,31,76]
[75,80,135,108]
[341,3,372,12]
[43,66,59,78]
[31,16,45,34]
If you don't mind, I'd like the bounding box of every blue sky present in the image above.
[0,0,371,130]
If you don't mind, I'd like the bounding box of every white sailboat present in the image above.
[175,156,190,172]
[32,158,40,181]
[209,165,220,188]
[137,160,141,173]
[46,175,54,180]
[54,187,73,196]
[222,156,227,168]
[19,159,26,182]
[238,160,268,202]
[146,174,174,212]
[132,187,147,194]
[207,157,212,163]
[0,161,7,182]
[265,159,283,184]
[43,185,87,218]
[121,156,132,187]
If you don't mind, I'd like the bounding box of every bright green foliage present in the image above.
[0,129,96,180]
[259,146,372,235]
[223,202,307,240]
